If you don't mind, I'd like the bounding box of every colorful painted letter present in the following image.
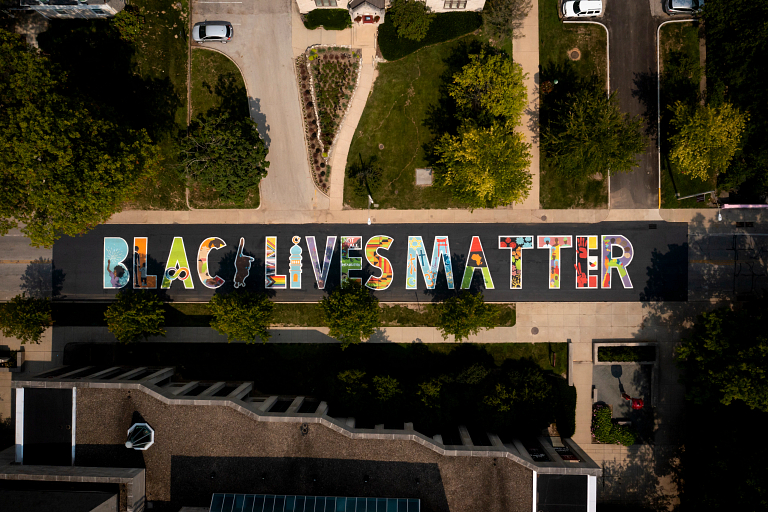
[306,236,337,289]
[537,236,573,290]
[601,235,634,289]
[575,236,599,289]
[341,236,363,285]
[133,237,157,289]
[264,236,285,289]
[365,235,394,290]
[161,237,194,289]
[289,236,303,289]
[104,237,130,289]
[197,237,227,289]
[406,236,454,290]
[498,236,534,289]
[461,236,495,289]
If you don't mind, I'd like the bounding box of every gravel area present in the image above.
[75,388,533,512]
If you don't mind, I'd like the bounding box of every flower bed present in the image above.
[295,46,362,194]
[591,404,637,446]
[597,345,656,362]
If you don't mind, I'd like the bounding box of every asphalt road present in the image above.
[52,222,688,303]
[602,0,660,209]
[191,0,329,211]
[0,229,53,300]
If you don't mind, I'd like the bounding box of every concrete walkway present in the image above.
[512,0,541,209]
[290,6,378,210]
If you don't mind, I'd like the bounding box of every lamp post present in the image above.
[367,195,374,225]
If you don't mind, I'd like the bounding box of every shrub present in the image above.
[598,345,656,362]
[591,405,637,446]
[304,9,353,30]
[338,369,368,395]
[389,0,435,42]
[104,291,166,343]
[378,12,483,61]
[417,378,443,408]
[553,379,577,437]
[209,291,274,343]
[111,6,143,42]
[0,293,51,344]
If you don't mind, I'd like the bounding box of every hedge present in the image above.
[553,379,577,438]
[378,11,483,61]
[304,9,352,31]
[597,345,656,362]
[591,405,637,446]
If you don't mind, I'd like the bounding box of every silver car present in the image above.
[192,21,233,44]
[665,0,703,14]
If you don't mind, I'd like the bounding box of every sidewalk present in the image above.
[512,0,541,209]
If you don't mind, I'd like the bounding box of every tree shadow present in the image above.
[639,243,688,302]
[20,257,65,299]
[37,19,183,141]
[211,249,275,298]
[631,70,658,139]
[248,97,271,148]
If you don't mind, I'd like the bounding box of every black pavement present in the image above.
[603,0,661,209]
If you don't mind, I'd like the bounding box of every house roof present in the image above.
[349,0,386,9]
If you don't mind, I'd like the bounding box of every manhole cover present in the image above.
[568,48,581,61]
[531,327,539,335]
[540,215,547,221]
[378,143,385,150]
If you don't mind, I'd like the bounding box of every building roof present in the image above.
[74,387,534,512]
[349,0,386,10]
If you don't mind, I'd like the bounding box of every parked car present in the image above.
[192,21,233,44]
[665,0,703,14]
[562,0,603,17]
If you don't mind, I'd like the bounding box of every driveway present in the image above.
[191,0,329,211]
[601,0,696,209]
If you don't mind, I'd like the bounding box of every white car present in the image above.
[192,21,233,44]
[562,0,603,17]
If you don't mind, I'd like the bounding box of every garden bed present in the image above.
[598,345,656,363]
[295,46,362,194]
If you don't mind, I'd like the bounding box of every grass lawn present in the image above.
[538,0,609,209]
[659,22,712,208]
[344,35,484,209]
[53,301,515,329]
[65,341,570,437]
[187,49,258,208]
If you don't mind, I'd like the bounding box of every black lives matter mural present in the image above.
[53,222,688,302]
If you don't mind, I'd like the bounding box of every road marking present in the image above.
[0,260,50,265]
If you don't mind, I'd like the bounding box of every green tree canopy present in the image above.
[449,51,528,125]
[482,0,533,42]
[209,291,274,343]
[434,122,532,208]
[669,101,748,181]
[320,282,381,349]
[433,292,497,342]
[388,0,435,42]
[0,29,159,247]
[373,375,402,402]
[180,113,269,206]
[676,302,768,412]
[542,89,647,181]
[0,293,51,344]
[104,291,166,343]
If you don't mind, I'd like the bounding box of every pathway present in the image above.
[191,0,328,211]
[512,0,541,209]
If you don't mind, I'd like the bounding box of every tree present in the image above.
[483,0,533,42]
[110,6,144,42]
[417,378,443,408]
[0,293,51,344]
[104,291,166,343]
[180,113,269,206]
[669,101,748,181]
[320,282,381,349]
[388,0,435,42]
[542,89,646,182]
[0,29,159,247]
[373,375,402,402]
[347,153,382,196]
[448,51,528,125]
[433,292,497,342]
[209,291,274,343]
[433,122,532,209]
[337,369,368,395]
[676,302,768,412]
